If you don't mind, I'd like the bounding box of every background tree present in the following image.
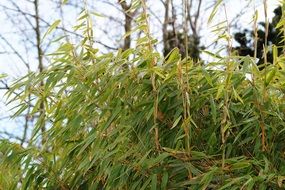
[162,0,203,61]
[233,6,283,66]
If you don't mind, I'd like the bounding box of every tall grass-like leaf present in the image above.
[208,0,224,24]
[42,20,61,41]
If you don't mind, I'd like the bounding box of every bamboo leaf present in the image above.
[161,172,168,190]
[171,115,182,129]
[151,174,157,190]
[42,20,61,41]
[208,0,223,24]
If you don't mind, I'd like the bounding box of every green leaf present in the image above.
[0,73,7,79]
[208,0,223,24]
[42,20,61,41]
[147,153,169,168]
[265,68,276,86]
[102,104,121,130]
[161,172,168,190]
[12,103,28,118]
[140,178,151,190]
[231,161,251,170]
[171,115,182,129]
[210,95,217,124]
[200,167,218,190]
[202,68,213,86]
[165,48,180,64]
[216,84,224,99]
[242,176,254,190]
[91,11,106,18]
[218,176,245,190]
[151,174,157,190]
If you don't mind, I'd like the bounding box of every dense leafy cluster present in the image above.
[1,2,285,190]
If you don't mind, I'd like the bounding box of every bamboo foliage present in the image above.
[1,1,285,189]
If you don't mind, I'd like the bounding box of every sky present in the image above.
[0,0,281,141]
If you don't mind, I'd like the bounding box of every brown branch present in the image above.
[118,0,133,50]
[170,0,178,47]
[0,130,23,142]
[1,2,35,29]
[0,3,118,51]
[162,0,170,55]
[194,0,202,30]
[187,0,202,37]
[0,34,30,69]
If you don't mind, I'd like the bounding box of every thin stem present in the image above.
[34,0,46,145]
[140,0,160,151]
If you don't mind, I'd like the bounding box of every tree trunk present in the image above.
[119,0,133,50]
